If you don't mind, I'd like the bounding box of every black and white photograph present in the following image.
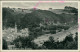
[2,1,78,50]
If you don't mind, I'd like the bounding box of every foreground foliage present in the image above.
[11,32,78,49]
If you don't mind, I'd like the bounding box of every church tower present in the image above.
[15,22,17,33]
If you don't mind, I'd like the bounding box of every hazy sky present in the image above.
[2,2,78,10]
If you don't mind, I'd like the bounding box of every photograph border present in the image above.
[0,0,80,52]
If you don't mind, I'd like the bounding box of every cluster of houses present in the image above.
[11,8,32,13]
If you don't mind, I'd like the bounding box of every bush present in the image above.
[50,30,56,34]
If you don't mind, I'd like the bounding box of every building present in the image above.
[49,8,53,11]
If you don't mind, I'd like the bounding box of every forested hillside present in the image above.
[3,7,78,29]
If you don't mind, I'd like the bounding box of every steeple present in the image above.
[15,22,17,33]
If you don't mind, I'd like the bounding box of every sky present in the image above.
[2,2,78,10]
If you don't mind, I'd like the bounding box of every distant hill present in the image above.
[2,7,78,29]
[49,6,78,14]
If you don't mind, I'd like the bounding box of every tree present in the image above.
[42,36,57,49]
[3,39,8,49]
